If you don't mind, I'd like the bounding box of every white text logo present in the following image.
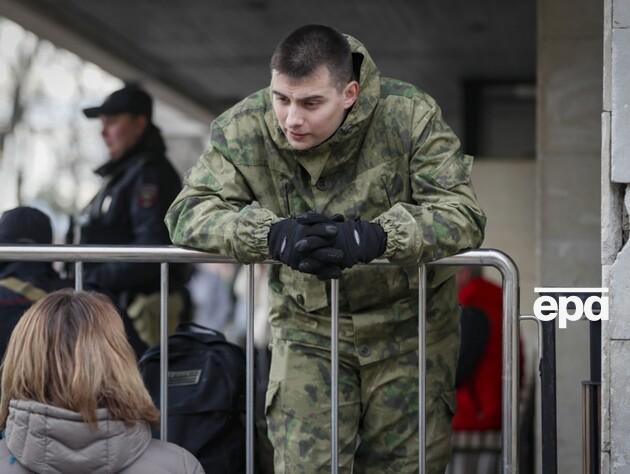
[533,288,609,329]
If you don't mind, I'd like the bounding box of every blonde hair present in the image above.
[0,289,159,428]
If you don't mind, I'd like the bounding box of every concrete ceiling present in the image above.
[0,0,535,125]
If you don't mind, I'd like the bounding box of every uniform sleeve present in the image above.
[372,98,486,265]
[165,125,280,264]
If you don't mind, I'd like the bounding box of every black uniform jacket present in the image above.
[78,124,189,297]
[0,261,147,360]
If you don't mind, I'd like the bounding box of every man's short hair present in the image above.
[270,25,353,90]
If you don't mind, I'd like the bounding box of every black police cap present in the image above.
[83,84,153,119]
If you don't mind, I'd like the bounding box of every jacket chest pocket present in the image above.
[333,164,409,220]
[98,191,130,226]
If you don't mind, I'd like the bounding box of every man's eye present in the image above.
[305,102,319,108]
[276,96,289,103]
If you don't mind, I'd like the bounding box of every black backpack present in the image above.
[139,322,246,473]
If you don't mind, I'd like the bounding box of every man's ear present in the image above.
[342,80,360,110]
[135,114,149,133]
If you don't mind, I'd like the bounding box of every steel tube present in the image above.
[74,261,83,291]
[418,265,427,474]
[431,249,519,473]
[245,265,255,474]
[520,316,543,363]
[160,262,169,441]
[0,245,239,263]
[331,279,339,474]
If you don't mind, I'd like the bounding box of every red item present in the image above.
[452,277,503,431]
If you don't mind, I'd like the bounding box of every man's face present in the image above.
[271,65,359,151]
[100,113,148,160]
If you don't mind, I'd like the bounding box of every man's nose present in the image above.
[285,105,304,128]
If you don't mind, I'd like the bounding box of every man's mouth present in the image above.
[287,130,307,139]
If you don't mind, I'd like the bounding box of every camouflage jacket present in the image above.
[166,37,486,361]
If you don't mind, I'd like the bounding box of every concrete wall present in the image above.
[602,0,630,472]
[538,0,603,472]
[471,159,536,316]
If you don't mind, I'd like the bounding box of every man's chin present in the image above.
[289,141,312,151]
[287,136,320,151]
[108,150,124,160]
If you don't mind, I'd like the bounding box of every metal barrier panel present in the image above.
[160,262,169,440]
[0,245,521,474]
[423,250,520,474]
[330,279,340,471]
[418,265,427,472]
[74,261,83,291]
[245,265,255,473]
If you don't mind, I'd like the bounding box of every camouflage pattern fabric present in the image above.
[265,289,459,474]
[166,35,485,473]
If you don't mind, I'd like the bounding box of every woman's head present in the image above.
[0,289,159,428]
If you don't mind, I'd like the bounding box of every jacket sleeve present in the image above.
[165,125,279,264]
[372,98,486,265]
[85,164,180,293]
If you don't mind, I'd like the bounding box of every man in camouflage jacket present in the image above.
[166,25,486,474]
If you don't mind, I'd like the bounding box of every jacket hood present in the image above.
[264,34,381,157]
[4,400,152,474]
[95,123,167,177]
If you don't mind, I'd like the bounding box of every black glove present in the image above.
[268,212,339,275]
[294,213,345,280]
[302,218,387,270]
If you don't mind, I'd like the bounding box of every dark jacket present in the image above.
[0,261,148,360]
[0,262,63,361]
[76,124,189,298]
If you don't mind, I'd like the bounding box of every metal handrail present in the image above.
[425,250,520,474]
[0,245,521,474]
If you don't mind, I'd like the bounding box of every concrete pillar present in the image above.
[537,0,602,472]
[602,0,630,472]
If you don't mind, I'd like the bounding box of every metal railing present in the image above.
[0,245,521,474]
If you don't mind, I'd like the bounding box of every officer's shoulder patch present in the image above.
[138,184,158,208]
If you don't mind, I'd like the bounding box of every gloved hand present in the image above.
[294,213,345,280]
[268,212,341,279]
[299,218,387,270]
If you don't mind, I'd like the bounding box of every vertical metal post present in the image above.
[74,261,83,291]
[331,279,339,474]
[160,262,169,441]
[418,265,427,474]
[245,265,255,474]
[501,261,519,474]
[428,251,519,473]
[582,381,600,474]
[541,319,558,474]
[584,319,601,474]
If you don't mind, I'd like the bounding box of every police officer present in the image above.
[78,84,189,345]
[166,25,486,474]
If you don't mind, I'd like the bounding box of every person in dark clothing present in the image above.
[0,206,147,360]
[74,84,191,345]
